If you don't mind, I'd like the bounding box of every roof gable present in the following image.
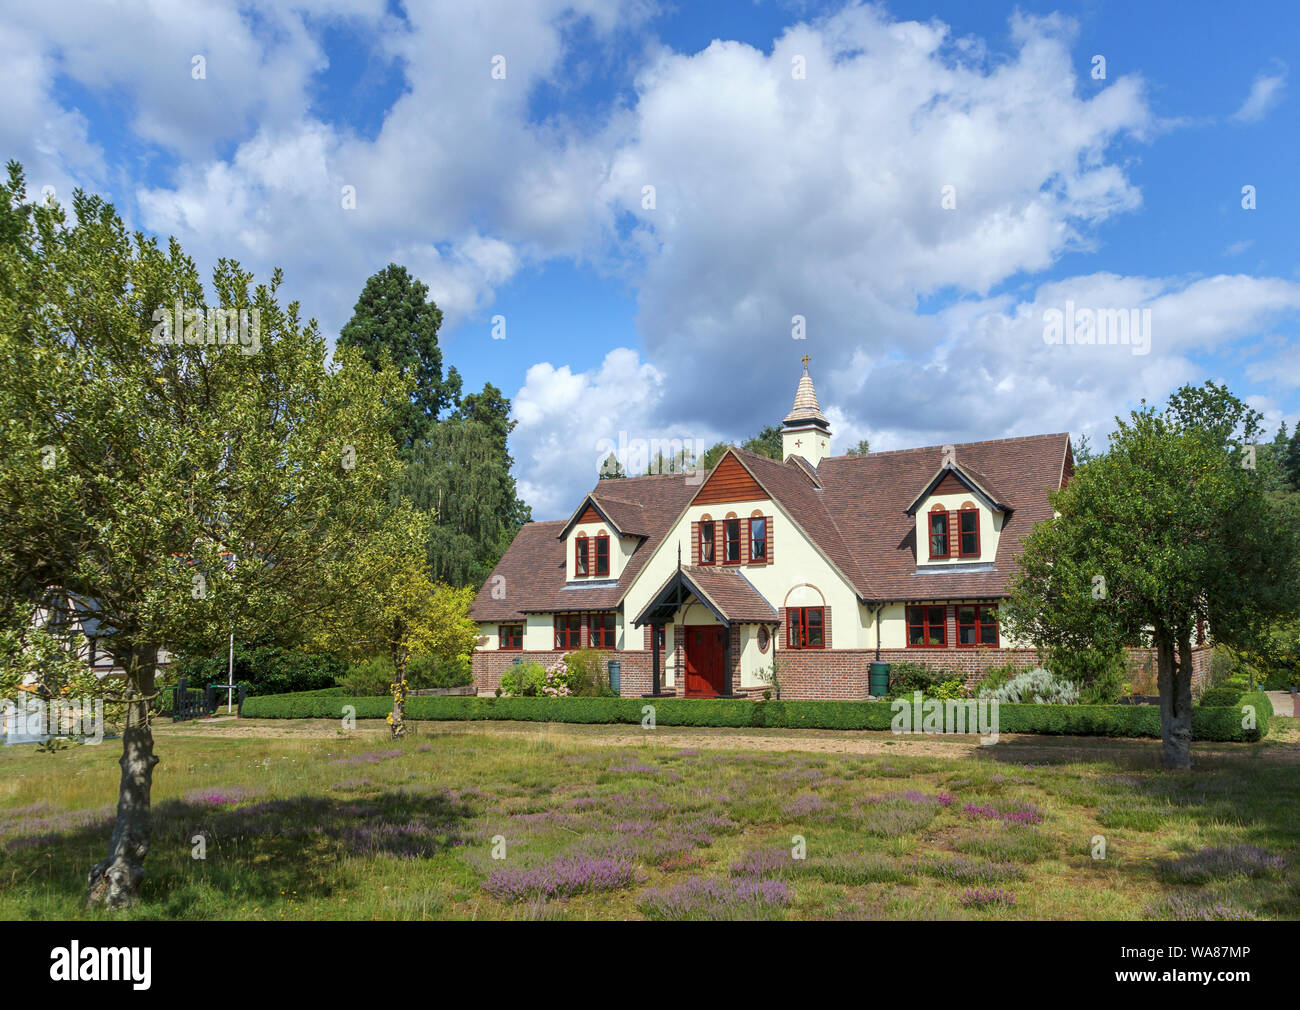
[693,451,766,505]
[904,462,1010,515]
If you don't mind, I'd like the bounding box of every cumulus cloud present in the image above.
[602,6,1152,433]
[1233,65,1287,123]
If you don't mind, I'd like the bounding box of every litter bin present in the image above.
[607,660,621,694]
[869,662,891,699]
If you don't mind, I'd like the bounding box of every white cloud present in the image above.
[1233,65,1287,123]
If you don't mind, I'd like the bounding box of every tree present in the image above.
[741,425,783,460]
[699,442,729,472]
[397,415,530,586]
[338,264,461,456]
[0,163,407,905]
[845,438,871,456]
[308,504,476,738]
[1073,432,1097,465]
[598,452,626,479]
[1284,427,1300,491]
[1002,382,1300,769]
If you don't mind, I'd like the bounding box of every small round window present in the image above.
[757,626,770,653]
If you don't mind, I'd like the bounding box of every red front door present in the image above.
[684,625,725,697]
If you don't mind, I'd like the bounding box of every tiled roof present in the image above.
[469,473,698,621]
[816,433,1069,600]
[470,432,1070,621]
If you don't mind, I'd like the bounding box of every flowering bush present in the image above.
[540,660,573,697]
[978,668,1079,705]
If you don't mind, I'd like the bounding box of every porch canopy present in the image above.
[632,565,780,630]
[632,565,779,698]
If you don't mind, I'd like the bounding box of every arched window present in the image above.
[699,516,715,565]
[958,504,980,557]
[928,505,949,559]
[594,532,610,576]
[574,534,589,577]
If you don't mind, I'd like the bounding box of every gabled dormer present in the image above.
[904,453,1011,567]
[557,495,638,582]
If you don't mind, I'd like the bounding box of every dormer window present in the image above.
[594,532,610,576]
[958,505,980,557]
[575,534,589,576]
[928,507,949,559]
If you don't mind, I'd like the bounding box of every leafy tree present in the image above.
[1073,432,1097,466]
[741,424,783,460]
[598,452,626,479]
[1284,427,1300,491]
[398,416,529,586]
[459,382,512,456]
[699,442,729,472]
[0,163,407,905]
[309,504,477,737]
[845,438,871,456]
[1002,382,1300,769]
[339,264,461,455]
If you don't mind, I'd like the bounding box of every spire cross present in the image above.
[800,354,811,370]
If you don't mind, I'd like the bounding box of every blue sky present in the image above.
[3,0,1297,518]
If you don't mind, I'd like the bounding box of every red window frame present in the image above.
[723,518,742,564]
[956,605,998,647]
[699,520,715,565]
[958,507,980,557]
[787,606,824,649]
[594,532,610,576]
[589,611,616,649]
[499,624,523,650]
[554,613,582,649]
[574,535,589,577]
[906,605,948,648]
[928,509,949,559]
[749,516,767,563]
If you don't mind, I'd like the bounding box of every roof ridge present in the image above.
[825,432,1069,461]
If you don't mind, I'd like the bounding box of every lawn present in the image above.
[0,717,1296,921]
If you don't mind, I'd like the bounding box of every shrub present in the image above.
[338,656,396,696]
[1045,646,1127,704]
[976,661,1021,695]
[978,668,1079,705]
[887,662,968,700]
[562,649,615,697]
[406,653,473,689]
[499,662,547,697]
[173,644,346,696]
[240,691,1270,740]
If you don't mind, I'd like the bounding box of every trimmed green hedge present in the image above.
[240,689,1271,741]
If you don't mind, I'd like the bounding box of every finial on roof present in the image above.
[783,361,829,428]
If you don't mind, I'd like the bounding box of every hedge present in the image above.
[240,689,1271,741]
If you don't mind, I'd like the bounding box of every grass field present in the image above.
[1,717,1296,920]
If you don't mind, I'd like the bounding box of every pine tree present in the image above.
[338,264,461,456]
